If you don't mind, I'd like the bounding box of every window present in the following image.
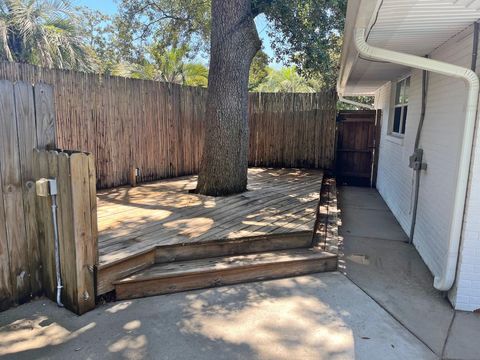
[392,76,410,135]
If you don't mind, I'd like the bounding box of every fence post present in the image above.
[34,150,97,315]
[69,152,96,314]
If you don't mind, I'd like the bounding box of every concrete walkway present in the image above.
[1,186,479,359]
[338,186,480,360]
[0,272,436,360]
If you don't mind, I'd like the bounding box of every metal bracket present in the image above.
[409,148,427,171]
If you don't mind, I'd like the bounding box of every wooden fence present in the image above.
[0,80,55,311]
[0,62,337,189]
[0,80,96,314]
[249,92,336,169]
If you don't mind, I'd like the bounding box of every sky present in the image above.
[75,0,284,68]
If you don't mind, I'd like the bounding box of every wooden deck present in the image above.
[97,168,324,268]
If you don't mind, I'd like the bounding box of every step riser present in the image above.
[154,231,313,263]
[115,257,337,300]
[99,232,313,295]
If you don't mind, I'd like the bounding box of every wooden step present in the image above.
[114,248,337,300]
[98,231,314,295]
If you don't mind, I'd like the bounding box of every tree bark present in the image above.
[196,0,261,196]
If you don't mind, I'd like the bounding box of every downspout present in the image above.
[338,94,375,110]
[354,27,480,291]
[472,22,479,72]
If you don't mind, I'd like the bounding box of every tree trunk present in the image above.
[196,0,261,196]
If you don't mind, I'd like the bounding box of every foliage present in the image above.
[2,0,347,90]
[253,66,322,93]
[249,50,269,91]
[254,0,346,88]
[111,45,209,87]
[184,63,208,87]
[115,0,211,61]
[115,0,346,89]
[77,7,115,72]
[0,0,94,71]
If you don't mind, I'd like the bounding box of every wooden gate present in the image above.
[336,110,381,186]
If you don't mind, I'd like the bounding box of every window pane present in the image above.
[399,80,406,104]
[404,77,410,104]
[401,106,408,134]
[395,81,402,105]
[393,107,402,133]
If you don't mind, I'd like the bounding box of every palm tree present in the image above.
[256,67,323,93]
[184,63,208,87]
[0,0,94,71]
[150,46,188,83]
[110,61,157,80]
[111,46,209,88]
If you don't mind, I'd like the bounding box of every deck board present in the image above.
[98,168,323,267]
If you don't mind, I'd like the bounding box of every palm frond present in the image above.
[2,0,94,71]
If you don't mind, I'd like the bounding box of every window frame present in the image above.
[390,76,410,137]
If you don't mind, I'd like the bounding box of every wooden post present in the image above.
[129,167,137,187]
[69,153,96,314]
[34,150,97,314]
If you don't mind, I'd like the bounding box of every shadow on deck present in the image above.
[96,168,336,298]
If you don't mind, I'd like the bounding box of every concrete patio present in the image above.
[0,272,435,360]
[0,186,479,359]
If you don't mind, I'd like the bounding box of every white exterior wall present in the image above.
[374,27,480,310]
[454,33,480,312]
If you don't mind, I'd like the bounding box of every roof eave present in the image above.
[337,0,385,96]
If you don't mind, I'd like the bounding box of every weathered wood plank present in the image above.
[98,171,320,248]
[0,80,30,304]
[87,155,98,271]
[14,81,42,297]
[97,169,324,269]
[70,153,96,314]
[0,173,13,310]
[57,152,77,311]
[114,248,337,300]
[32,150,97,314]
[33,82,56,150]
[44,151,59,299]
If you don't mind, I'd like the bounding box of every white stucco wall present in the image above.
[373,27,480,310]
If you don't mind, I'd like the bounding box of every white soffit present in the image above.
[343,0,480,95]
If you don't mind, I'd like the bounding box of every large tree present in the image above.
[117,0,346,195]
[196,0,261,195]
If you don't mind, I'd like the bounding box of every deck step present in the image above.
[114,248,337,300]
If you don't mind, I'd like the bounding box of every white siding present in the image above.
[455,30,480,311]
[374,27,480,310]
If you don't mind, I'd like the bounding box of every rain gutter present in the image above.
[338,95,375,110]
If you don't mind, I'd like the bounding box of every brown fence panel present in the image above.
[0,80,55,311]
[0,78,97,313]
[0,62,337,189]
[248,91,337,169]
